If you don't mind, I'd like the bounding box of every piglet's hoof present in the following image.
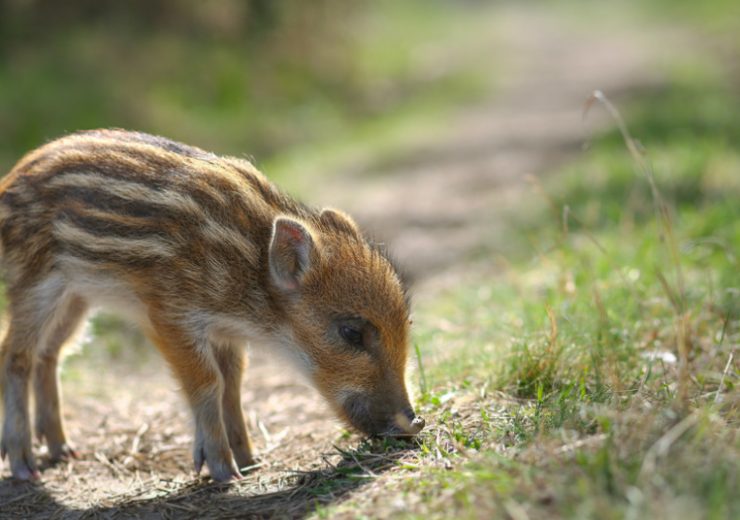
[194,444,242,482]
[2,442,41,482]
[49,443,79,463]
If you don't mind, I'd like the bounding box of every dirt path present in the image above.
[0,6,686,519]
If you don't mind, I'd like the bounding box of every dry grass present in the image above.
[0,351,417,519]
[0,351,512,520]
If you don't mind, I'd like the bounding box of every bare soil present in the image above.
[0,6,687,519]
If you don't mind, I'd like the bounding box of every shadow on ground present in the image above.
[0,442,414,519]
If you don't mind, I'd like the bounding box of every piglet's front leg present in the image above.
[192,390,242,482]
[213,345,256,471]
[147,319,241,482]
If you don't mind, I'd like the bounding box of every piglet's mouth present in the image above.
[389,412,426,437]
[342,393,425,438]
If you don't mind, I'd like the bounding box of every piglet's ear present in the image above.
[269,216,315,291]
[320,207,360,237]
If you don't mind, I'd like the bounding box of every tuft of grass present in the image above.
[414,342,429,399]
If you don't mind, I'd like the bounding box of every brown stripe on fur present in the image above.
[29,140,268,235]
[56,203,179,241]
[53,219,176,258]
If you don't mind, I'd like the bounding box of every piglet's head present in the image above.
[268,209,424,438]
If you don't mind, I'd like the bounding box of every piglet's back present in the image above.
[0,129,305,313]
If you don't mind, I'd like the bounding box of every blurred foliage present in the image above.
[0,0,494,174]
[2,0,736,176]
[643,0,740,34]
[0,0,359,166]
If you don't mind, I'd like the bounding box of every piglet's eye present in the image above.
[339,325,364,348]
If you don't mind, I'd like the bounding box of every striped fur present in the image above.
[0,129,421,482]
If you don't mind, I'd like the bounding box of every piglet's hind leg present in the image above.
[1,323,38,480]
[0,280,69,481]
[33,295,88,462]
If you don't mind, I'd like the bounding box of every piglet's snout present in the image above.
[391,409,425,437]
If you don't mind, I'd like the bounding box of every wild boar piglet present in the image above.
[0,130,424,482]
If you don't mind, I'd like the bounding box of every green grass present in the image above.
[404,216,737,517]
[419,102,737,519]
[314,46,739,520]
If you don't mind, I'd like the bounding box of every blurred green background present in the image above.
[0,0,498,176]
[1,0,737,180]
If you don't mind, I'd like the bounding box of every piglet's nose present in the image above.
[409,415,425,434]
